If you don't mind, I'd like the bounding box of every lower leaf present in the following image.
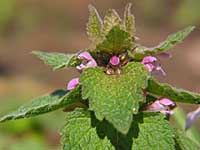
[61,108,115,150]
[131,113,175,150]
[0,86,81,122]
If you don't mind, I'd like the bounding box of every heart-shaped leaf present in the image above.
[80,62,149,134]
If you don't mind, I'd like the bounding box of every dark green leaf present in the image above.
[147,78,200,104]
[0,87,81,122]
[61,108,115,150]
[131,113,175,150]
[130,26,195,60]
[32,51,78,70]
[80,62,149,134]
[96,26,133,54]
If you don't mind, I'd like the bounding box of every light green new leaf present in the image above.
[0,87,81,122]
[132,113,175,150]
[96,26,133,54]
[80,62,149,134]
[87,4,102,42]
[102,8,122,36]
[124,3,135,37]
[61,108,115,150]
[32,51,78,70]
[147,78,200,104]
[174,129,200,150]
[130,26,195,60]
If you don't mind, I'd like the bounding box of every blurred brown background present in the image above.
[0,0,200,149]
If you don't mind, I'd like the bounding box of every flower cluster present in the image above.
[67,52,122,90]
[66,51,199,130]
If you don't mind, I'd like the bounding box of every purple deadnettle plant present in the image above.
[0,3,200,150]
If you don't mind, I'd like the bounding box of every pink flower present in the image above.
[76,52,97,71]
[142,56,166,76]
[145,98,176,115]
[110,56,120,66]
[77,52,93,60]
[67,78,79,91]
[185,107,200,130]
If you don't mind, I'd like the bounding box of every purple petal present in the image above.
[185,107,200,130]
[159,98,175,106]
[67,78,79,91]
[86,59,97,68]
[142,56,157,64]
[110,56,120,66]
[160,110,174,115]
[151,66,166,76]
[158,52,172,59]
[146,100,164,112]
[156,66,166,76]
[78,52,93,60]
[144,63,155,72]
[76,64,86,71]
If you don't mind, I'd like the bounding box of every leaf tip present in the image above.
[88,4,96,12]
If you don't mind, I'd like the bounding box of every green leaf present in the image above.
[96,26,133,54]
[147,78,200,104]
[131,113,175,150]
[87,4,102,42]
[32,51,78,70]
[61,108,115,150]
[102,9,122,36]
[0,87,81,122]
[130,26,195,60]
[174,129,200,150]
[80,62,149,134]
[124,3,135,37]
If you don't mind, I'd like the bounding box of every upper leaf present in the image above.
[131,113,175,150]
[96,26,133,54]
[174,129,200,150]
[147,78,200,104]
[32,51,79,70]
[61,108,115,150]
[124,3,135,37]
[102,8,122,36]
[0,86,81,122]
[80,62,149,134]
[130,26,195,60]
[87,5,102,42]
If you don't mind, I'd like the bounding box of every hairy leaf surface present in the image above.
[32,51,78,70]
[147,78,200,104]
[80,62,149,134]
[61,108,115,150]
[0,87,81,122]
[87,5,102,42]
[96,26,133,54]
[131,113,175,150]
